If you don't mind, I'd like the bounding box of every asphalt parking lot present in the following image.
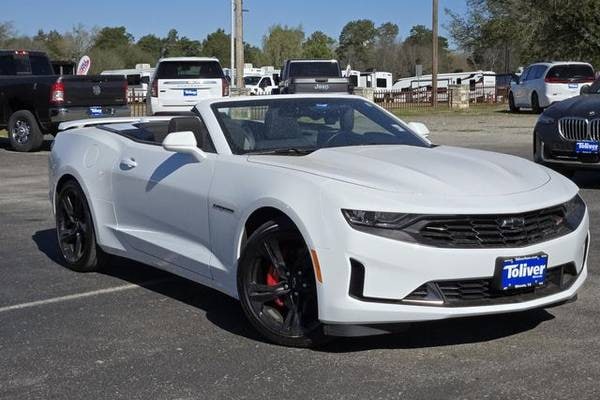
[1,111,599,400]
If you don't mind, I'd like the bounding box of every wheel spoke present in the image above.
[263,238,288,277]
[74,233,83,259]
[248,282,290,303]
[61,195,76,222]
[282,305,302,332]
[59,227,77,242]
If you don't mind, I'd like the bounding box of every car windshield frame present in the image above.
[208,97,431,155]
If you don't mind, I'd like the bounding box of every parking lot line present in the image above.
[0,278,171,313]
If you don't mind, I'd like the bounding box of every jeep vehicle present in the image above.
[275,59,351,95]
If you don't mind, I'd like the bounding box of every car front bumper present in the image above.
[536,122,600,169]
[315,209,589,325]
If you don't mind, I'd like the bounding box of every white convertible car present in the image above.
[49,94,589,347]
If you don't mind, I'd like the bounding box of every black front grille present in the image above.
[413,205,571,248]
[404,263,578,307]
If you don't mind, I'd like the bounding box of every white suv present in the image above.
[509,62,594,113]
[147,57,229,115]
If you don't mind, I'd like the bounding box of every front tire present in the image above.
[8,110,44,152]
[237,219,327,347]
[509,92,520,113]
[55,180,109,272]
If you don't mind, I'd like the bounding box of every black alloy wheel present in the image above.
[237,219,327,347]
[55,180,107,272]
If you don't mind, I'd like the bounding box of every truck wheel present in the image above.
[8,110,44,152]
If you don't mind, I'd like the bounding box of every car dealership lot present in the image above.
[1,111,599,399]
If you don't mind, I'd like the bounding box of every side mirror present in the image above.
[141,76,150,84]
[581,85,591,95]
[408,122,430,139]
[162,131,206,162]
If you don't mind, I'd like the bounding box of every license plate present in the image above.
[183,89,197,96]
[576,140,599,154]
[568,83,578,89]
[494,254,548,291]
[88,106,103,117]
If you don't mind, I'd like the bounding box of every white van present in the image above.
[147,57,229,115]
[509,62,594,113]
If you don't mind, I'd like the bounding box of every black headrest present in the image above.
[167,117,207,148]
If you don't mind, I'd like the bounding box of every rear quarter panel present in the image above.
[51,128,126,250]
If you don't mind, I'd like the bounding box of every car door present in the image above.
[513,67,531,106]
[112,136,215,278]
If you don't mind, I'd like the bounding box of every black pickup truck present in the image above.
[274,59,352,95]
[0,50,130,151]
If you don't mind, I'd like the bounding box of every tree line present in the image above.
[6,1,595,79]
[0,19,469,77]
[447,0,600,73]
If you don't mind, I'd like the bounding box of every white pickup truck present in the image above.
[146,57,229,115]
[244,75,278,95]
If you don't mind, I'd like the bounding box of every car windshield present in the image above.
[244,76,261,85]
[210,98,430,155]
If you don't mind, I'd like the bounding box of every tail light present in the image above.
[151,79,158,97]
[222,78,230,97]
[50,81,65,105]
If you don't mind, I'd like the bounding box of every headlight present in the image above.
[341,209,421,242]
[564,194,586,230]
[342,209,418,229]
[538,115,556,125]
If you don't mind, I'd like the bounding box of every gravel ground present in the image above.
[1,111,599,400]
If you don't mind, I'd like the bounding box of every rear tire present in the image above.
[237,218,328,347]
[55,180,109,272]
[531,92,543,114]
[8,110,44,152]
[509,92,520,113]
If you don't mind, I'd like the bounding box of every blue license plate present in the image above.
[88,106,103,117]
[496,254,547,291]
[568,83,578,89]
[183,89,197,96]
[576,140,599,154]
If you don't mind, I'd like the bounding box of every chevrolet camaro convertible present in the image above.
[49,94,589,347]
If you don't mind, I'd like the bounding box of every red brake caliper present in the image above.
[266,266,285,308]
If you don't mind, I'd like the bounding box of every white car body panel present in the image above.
[49,94,589,326]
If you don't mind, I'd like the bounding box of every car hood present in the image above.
[248,145,551,197]
[546,94,600,118]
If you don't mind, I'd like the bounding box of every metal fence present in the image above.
[373,88,452,110]
[373,85,510,110]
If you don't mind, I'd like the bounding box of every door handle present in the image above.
[120,158,137,169]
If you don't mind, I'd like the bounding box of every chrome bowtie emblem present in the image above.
[500,217,526,230]
[92,85,102,96]
[589,111,596,117]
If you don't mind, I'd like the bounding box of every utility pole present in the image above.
[230,0,235,86]
[432,0,439,107]
[235,0,244,89]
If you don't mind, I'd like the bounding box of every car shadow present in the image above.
[571,171,600,189]
[0,136,53,151]
[32,228,557,351]
[31,228,265,343]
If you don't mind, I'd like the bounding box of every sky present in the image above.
[3,0,468,47]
